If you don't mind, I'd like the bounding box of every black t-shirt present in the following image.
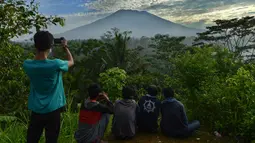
[137,94,161,132]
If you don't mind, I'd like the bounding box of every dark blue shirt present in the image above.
[160,97,188,136]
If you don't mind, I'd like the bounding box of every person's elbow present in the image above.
[108,105,114,114]
[68,60,74,67]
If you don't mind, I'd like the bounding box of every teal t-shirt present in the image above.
[23,59,68,114]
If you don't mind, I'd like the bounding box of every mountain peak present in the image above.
[111,9,149,16]
[114,9,148,13]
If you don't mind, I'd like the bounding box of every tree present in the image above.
[0,0,65,41]
[75,39,106,81]
[100,28,147,74]
[0,42,33,113]
[194,16,255,60]
[150,34,187,60]
[148,34,187,75]
[101,28,132,68]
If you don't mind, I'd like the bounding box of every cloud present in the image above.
[35,0,255,29]
[85,0,181,11]
[149,2,255,27]
[82,0,255,28]
[14,0,255,41]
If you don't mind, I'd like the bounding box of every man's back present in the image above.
[112,99,138,138]
[160,98,188,136]
[23,59,68,114]
[137,94,161,132]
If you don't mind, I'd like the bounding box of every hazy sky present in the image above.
[33,0,255,34]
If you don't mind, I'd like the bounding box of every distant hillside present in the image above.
[55,10,203,40]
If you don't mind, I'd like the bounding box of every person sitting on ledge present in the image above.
[160,87,200,138]
[137,85,161,133]
[74,84,114,143]
[111,86,139,140]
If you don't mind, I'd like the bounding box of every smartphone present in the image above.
[54,37,65,44]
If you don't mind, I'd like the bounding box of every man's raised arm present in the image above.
[61,39,74,67]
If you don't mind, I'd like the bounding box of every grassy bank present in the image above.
[0,112,234,143]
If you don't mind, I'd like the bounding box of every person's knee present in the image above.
[102,113,110,118]
[102,113,110,123]
[194,120,200,127]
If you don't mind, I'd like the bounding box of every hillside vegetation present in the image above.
[0,1,255,143]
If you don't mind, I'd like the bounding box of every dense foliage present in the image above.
[0,0,64,41]
[0,42,31,114]
[0,1,255,142]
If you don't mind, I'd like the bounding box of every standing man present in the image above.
[23,31,74,143]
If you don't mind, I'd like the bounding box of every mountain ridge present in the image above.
[55,9,203,40]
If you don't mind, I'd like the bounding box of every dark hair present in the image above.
[88,83,102,99]
[122,86,136,99]
[163,87,174,98]
[34,31,54,52]
[147,85,158,96]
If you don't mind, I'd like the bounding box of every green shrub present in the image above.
[172,47,218,115]
[222,67,255,139]
[99,67,127,100]
[0,42,33,114]
[171,46,255,140]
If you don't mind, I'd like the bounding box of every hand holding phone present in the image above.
[97,92,109,102]
[61,38,68,48]
[54,37,66,45]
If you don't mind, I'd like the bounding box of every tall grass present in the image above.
[0,113,79,143]
[0,90,80,143]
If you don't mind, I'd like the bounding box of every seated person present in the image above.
[111,86,139,140]
[74,84,114,143]
[160,87,200,138]
[137,85,161,133]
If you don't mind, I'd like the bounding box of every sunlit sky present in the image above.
[34,0,255,34]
